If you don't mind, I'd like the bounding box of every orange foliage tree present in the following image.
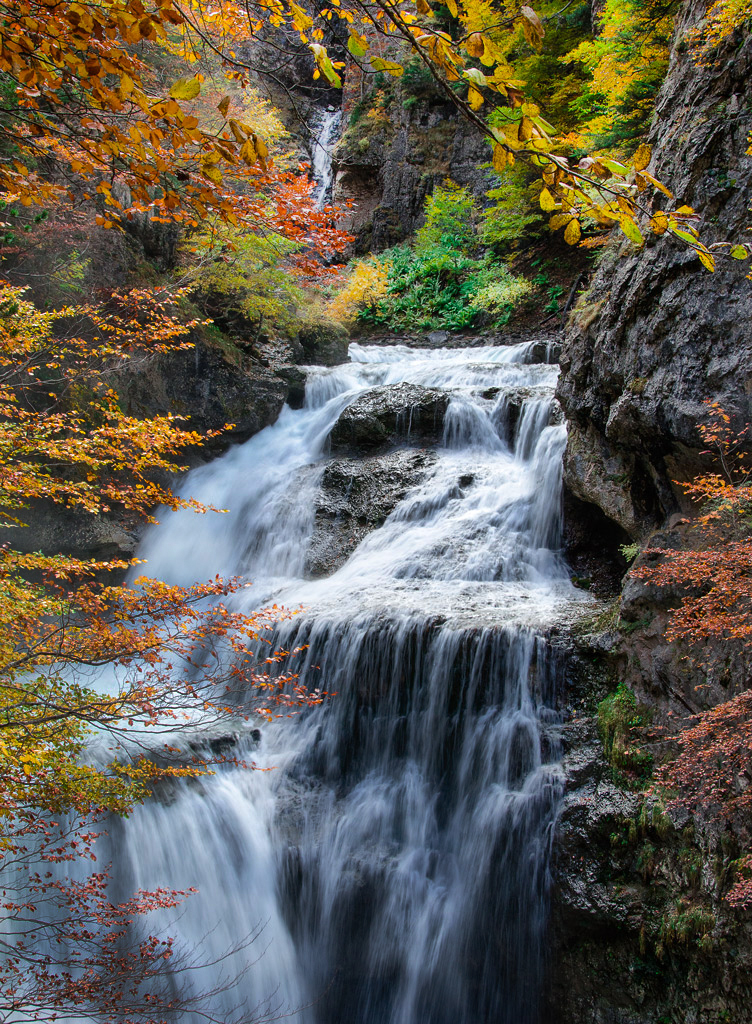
[0,0,748,271]
[0,281,322,1021]
[631,404,752,909]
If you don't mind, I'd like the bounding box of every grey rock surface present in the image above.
[329,383,449,451]
[305,449,437,577]
[557,2,752,538]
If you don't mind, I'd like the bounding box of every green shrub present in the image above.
[355,179,531,332]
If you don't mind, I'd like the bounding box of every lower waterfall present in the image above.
[99,340,594,1024]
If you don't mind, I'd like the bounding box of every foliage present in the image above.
[0,281,323,1021]
[0,0,746,271]
[328,258,390,325]
[414,180,477,255]
[0,0,348,271]
[689,0,752,51]
[566,0,678,151]
[348,178,530,331]
[598,683,653,784]
[183,222,305,335]
[479,163,545,250]
[631,405,752,909]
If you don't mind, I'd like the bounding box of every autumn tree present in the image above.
[0,0,749,273]
[0,280,323,1022]
[630,405,752,909]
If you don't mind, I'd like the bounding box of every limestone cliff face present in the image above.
[557,0,752,539]
[333,61,494,251]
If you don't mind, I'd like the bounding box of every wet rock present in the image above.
[0,501,140,563]
[297,322,349,367]
[329,383,449,452]
[115,338,288,459]
[526,340,561,365]
[305,449,437,577]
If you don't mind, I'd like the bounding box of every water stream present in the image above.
[97,341,594,1024]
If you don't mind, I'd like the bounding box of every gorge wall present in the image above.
[548,4,752,1022]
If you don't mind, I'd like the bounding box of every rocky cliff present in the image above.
[333,57,495,251]
[549,4,752,1021]
[558,0,752,540]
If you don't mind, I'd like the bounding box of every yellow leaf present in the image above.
[347,30,368,57]
[202,164,222,184]
[549,213,572,231]
[539,187,557,212]
[370,57,404,77]
[466,33,484,58]
[730,244,748,260]
[492,144,507,173]
[445,0,458,16]
[518,116,533,142]
[650,211,669,235]
[633,143,652,171]
[697,249,716,272]
[564,218,581,245]
[169,77,201,101]
[217,95,230,118]
[468,86,483,110]
[619,216,643,246]
[416,0,432,14]
[240,138,257,164]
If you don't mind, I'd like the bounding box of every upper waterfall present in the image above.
[311,107,342,209]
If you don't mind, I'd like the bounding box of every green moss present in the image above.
[597,683,653,783]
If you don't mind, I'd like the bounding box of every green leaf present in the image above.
[730,244,748,260]
[619,216,643,246]
[601,158,629,176]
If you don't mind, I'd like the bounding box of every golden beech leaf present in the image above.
[633,143,652,171]
[640,171,674,198]
[217,96,230,118]
[492,144,507,173]
[468,86,484,110]
[539,187,557,212]
[240,138,257,164]
[466,33,485,58]
[416,0,432,14]
[564,218,582,245]
[730,244,748,260]
[520,5,545,49]
[169,77,201,101]
[549,213,572,231]
[650,211,669,235]
[229,119,246,143]
[370,57,404,77]
[445,0,458,16]
[518,116,533,143]
[697,249,716,272]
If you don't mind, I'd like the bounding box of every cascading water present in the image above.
[95,340,595,1024]
[310,107,342,209]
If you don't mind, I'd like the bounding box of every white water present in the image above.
[311,108,342,209]
[95,341,594,1023]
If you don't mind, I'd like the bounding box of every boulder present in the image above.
[305,449,437,577]
[329,383,449,452]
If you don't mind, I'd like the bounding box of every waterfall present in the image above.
[91,341,595,1023]
[311,107,342,209]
